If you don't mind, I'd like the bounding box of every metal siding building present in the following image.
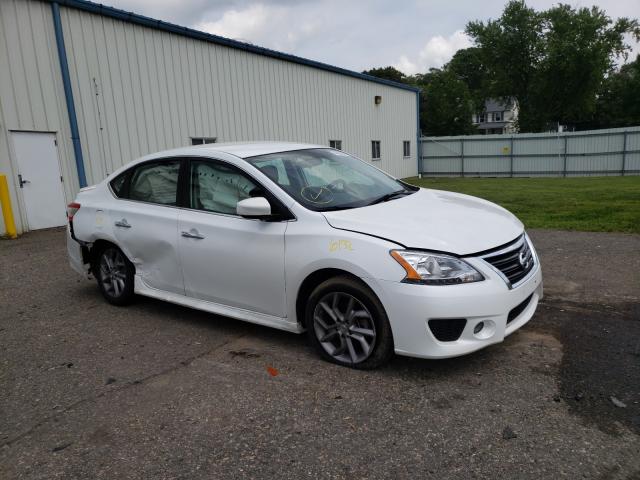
[0,0,419,235]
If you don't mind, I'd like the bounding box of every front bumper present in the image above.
[371,255,543,359]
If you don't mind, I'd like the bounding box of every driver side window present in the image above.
[189,160,258,215]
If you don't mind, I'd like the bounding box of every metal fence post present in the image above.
[417,138,422,178]
[510,136,514,177]
[460,138,465,177]
[563,136,568,177]
[622,131,628,176]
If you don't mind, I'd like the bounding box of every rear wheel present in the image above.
[305,276,393,369]
[95,245,135,306]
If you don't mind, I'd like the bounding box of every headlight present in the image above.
[390,250,484,285]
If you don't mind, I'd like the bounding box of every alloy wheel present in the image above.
[313,292,377,364]
[99,248,127,297]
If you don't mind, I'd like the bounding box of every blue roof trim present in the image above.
[48,0,419,93]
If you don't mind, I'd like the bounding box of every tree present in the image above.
[536,5,640,127]
[418,69,476,136]
[466,1,544,131]
[361,66,407,84]
[446,47,489,111]
[594,55,640,128]
[466,0,639,132]
[364,66,475,136]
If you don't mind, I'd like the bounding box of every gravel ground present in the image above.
[0,228,638,479]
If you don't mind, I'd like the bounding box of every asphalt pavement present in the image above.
[0,228,638,479]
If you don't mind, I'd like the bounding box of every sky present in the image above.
[105,0,640,75]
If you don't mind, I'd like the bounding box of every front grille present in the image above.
[482,235,535,286]
[428,318,467,342]
[507,294,533,324]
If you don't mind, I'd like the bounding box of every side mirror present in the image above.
[237,197,272,219]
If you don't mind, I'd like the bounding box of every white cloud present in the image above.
[105,0,639,74]
[195,5,272,43]
[394,30,473,75]
[194,3,323,52]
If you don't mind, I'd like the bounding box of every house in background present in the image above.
[472,98,519,134]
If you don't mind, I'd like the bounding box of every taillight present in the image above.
[67,202,81,221]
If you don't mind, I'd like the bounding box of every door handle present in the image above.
[114,219,131,228]
[181,229,205,239]
[18,174,30,188]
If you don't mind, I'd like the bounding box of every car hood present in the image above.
[321,189,524,255]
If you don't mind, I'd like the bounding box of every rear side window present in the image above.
[113,160,181,205]
[130,161,180,205]
[110,172,128,197]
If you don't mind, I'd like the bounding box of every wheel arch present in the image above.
[88,238,135,275]
[295,268,381,328]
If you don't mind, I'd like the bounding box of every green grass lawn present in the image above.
[403,176,640,234]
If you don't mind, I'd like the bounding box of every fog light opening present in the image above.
[473,319,496,339]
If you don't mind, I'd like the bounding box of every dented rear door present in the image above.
[109,159,184,295]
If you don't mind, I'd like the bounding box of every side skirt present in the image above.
[134,276,303,334]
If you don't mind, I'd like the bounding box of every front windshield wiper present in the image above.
[316,189,414,211]
[367,189,413,206]
[317,205,356,212]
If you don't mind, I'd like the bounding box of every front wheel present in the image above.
[305,276,394,369]
[95,245,135,306]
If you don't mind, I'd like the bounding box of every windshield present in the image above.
[246,148,415,211]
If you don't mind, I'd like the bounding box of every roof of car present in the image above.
[150,142,326,160]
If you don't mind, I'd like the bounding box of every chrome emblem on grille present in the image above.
[518,250,530,269]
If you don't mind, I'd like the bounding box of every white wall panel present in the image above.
[59,6,417,183]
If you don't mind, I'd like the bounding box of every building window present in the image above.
[371,141,381,160]
[479,114,486,123]
[403,141,410,158]
[329,140,342,150]
[494,112,502,122]
[191,137,217,145]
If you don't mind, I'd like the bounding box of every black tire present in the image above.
[93,244,135,306]
[305,275,394,369]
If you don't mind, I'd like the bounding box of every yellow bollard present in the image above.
[0,174,18,239]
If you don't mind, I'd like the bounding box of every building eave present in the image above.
[47,0,420,94]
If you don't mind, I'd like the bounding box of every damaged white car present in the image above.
[67,142,542,369]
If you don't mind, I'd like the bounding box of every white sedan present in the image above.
[67,142,542,369]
